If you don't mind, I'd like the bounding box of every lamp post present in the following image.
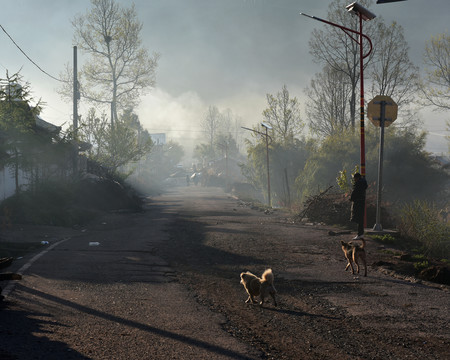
[301,2,375,179]
[376,0,407,3]
[241,124,273,207]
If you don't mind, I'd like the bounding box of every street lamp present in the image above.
[241,124,273,207]
[345,2,375,181]
[301,2,375,179]
[376,0,407,3]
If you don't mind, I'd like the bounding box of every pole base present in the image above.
[372,223,383,231]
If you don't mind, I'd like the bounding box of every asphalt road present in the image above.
[0,187,260,360]
[1,186,449,360]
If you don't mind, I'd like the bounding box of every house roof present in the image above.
[35,115,61,134]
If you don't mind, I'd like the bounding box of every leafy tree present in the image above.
[242,133,310,207]
[193,143,213,166]
[0,73,43,192]
[262,85,304,142]
[77,108,109,159]
[139,140,184,184]
[241,138,268,200]
[295,127,448,204]
[215,133,240,160]
[296,129,361,201]
[420,32,450,111]
[78,108,153,175]
[59,0,159,125]
[377,127,448,204]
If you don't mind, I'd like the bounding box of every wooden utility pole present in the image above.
[73,46,78,136]
[73,46,79,173]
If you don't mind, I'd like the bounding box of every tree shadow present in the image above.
[6,284,258,360]
[0,298,89,360]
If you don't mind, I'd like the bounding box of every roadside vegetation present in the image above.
[1,176,143,227]
[1,0,449,285]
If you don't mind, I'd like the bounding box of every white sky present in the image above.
[0,0,448,158]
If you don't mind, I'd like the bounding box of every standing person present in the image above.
[350,173,368,240]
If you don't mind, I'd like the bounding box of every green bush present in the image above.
[398,200,450,259]
[1,177,142,226]
[414,260,429,272]
[412,254,427,261]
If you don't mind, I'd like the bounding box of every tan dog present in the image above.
[240,268,277,306]
[340,238,367,277]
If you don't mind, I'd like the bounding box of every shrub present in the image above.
[414,260,429,272]
[398,200,450,259]
[1,177,143,226]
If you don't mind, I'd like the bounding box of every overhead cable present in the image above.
[0,23,65,83]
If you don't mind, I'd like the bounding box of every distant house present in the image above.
[0,112,69,200]
[150,133,166,145]
[0,82,84,201]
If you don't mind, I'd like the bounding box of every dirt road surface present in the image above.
[1,186,449,359]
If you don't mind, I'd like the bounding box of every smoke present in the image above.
[137,86,274,164]
[137,89,207,164]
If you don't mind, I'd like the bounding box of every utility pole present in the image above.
[367,95,398,232]
[241,124,273,207]
[73,46,78,136]
[73,46,79,174]
[263,124,271,207]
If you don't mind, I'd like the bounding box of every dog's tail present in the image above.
[261,268,274,284]
[360,238,366,249]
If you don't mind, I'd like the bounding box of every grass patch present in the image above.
[380,249,402,256]
[413,260,429,272]
[398,200,450,259]
[411,254,427,262]
[372,234,397,245]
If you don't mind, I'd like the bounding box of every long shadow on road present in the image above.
[9,284,257,360]
[0,299,90,360]
[161,217,264,269]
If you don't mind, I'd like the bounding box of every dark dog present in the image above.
[240,268,277,306]
[340,238,367,277]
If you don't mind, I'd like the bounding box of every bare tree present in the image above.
[307,0,419,136]
[368,21,419,109]
[420,32,450,111]
[60,0,159,125]
[262,85,303,142]
[305,64,353,137]
[201,105,222,151]
[308,0,377,129]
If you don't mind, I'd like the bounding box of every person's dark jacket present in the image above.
[350,177,368,223]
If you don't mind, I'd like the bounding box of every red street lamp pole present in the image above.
[300,4,375,178]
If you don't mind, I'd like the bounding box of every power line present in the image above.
[0,23,65,83]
